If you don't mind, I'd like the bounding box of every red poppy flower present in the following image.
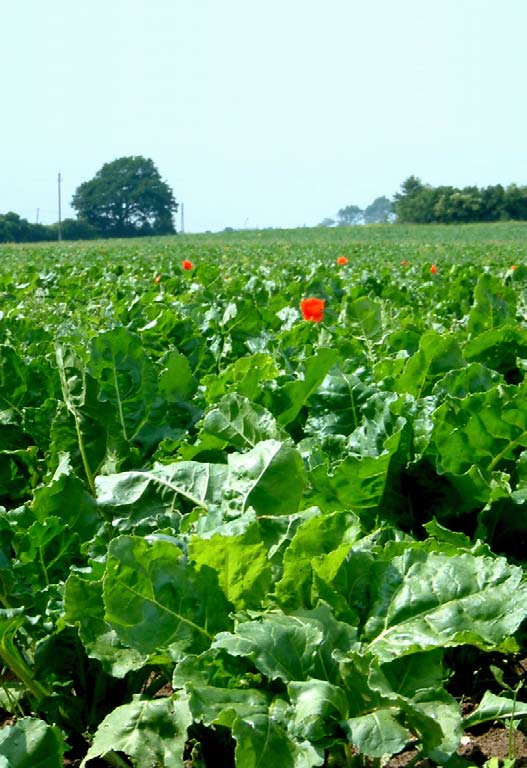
[153,273,161,284]
[511,265,518,271]
[300,297,325,322]
[401,260,409,266]
[430,264,438,275]
[182,260,193,271]
[337,256,348,265]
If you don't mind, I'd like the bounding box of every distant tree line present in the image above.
[319,196,394,227]
[321,177,527,228]
[0,156,177,243]
[0,212,100,243]
[393,176,527,223]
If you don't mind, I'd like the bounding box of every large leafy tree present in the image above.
[71,156,177,237]
[336,204,363,226]
[363,195,394,223]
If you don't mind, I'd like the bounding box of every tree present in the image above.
[336,205,363,226]
[71,156,177,237]
[363,196,394,223]
[393,176,441,223]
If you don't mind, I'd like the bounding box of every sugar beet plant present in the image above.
[2,230,527,766]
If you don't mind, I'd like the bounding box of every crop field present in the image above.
[3,222,527,767]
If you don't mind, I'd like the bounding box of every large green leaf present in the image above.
[201,352,279,404]
[81,696,192,768]
[29,453,98,542]
[342,709,409,759]
[96,460,229,513]
[202,393,285,449]
[363,548,527,661]
[265,348,338,426]
[213,612,324,683]
[304,365,376,439]
[307,400,410,524]
[213,606,356,685]
[232,714,324,768]
[430,381,527,476]
[368,650,463,762]
[345,296,384,343]
[103,535,232,656]
[463,325,527,376]
[189,525,272,610]
[464,690,527,728]
[186,684,270,727]
[467,272,516,337]
[394,331,466,397]
[287,680,349,742]
[88,327,157,445]
[0,717,64,768]
[53,345,113,492]
[274,510,362,611]
[64,569,147,677]
[227,440,306,516]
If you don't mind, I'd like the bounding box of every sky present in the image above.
[2,0,527,232]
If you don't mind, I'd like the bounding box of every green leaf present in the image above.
[287,680,349,742]
[214,606,355,685]
[266,348,338,426]
[202,393,285,449]
[227,440,306,516]
[431,382,527,476]
[308,404,410,524]
[369,651,463,762]
[189,525,272,610]
[343,709,409,758]
[158,349,197,401]
[432,362,503,399]
[53,345,113,492]
[364,549,527,662]
[15,516,79,588]
[186,684,269,727]
[213,612,324,683]
[81,696,192,768]
[232,714,324,768]
[30,453,98,542]
[64,570,147,677]
[104,535,232,656]
[0,717,64,768]
[304,365,376,439]
[345,296,384,342]
[464,690,527,728]
[96,460,229,512]
[463,325,527,377]
[467,273,516,337]
[88,327,157,445]
[394,331,466,397]
[274,510,362,611]
[201,353,279,404]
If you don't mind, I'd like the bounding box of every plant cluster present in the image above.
[1,228,527,765]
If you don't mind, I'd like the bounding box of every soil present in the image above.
[387,727,527,768]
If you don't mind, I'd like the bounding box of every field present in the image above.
[2,222,527,767]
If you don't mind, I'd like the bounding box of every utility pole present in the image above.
[57,172,62,241]
[180,202,184,234]
[36,208,39,225]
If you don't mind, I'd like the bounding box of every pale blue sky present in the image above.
[2,1,526,232]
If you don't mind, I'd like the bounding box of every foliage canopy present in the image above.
[71,155,177,237]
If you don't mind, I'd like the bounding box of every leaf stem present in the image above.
[0,629,50,703]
